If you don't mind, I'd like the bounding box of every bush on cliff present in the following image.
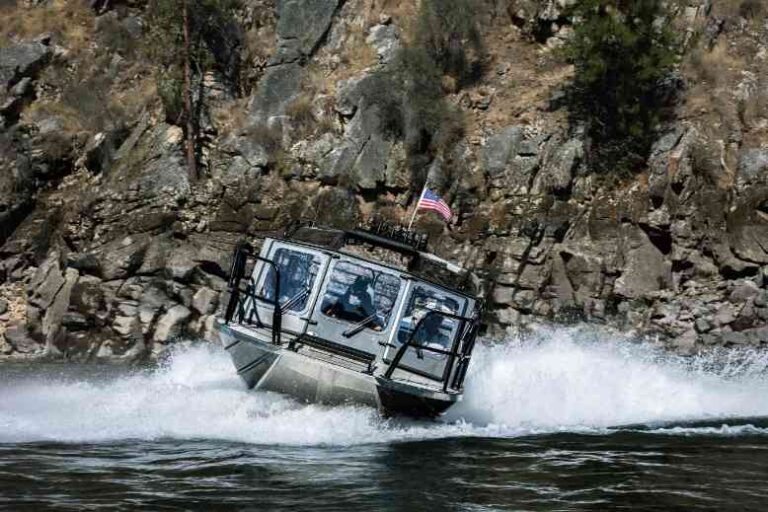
[358,0,482,195]
[415,0,484,87]
[563,0,679,175]
[362,47,464,194]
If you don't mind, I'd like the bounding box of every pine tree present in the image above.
[147,0,240,182]
[563,0,679,174]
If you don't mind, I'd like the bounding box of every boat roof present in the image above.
[260,224,481,298]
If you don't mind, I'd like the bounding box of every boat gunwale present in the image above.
[220,321,457,402]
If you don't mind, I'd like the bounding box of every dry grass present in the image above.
[23,100,84,133]
[711,0,765,19]
[334,21,377,81]
[0,0,94,50]
[286,94,316,139]
[686,41,742,90]
[112,73,157,121]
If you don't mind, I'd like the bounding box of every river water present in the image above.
[3,328,768,511]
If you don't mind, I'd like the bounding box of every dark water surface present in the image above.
[3,334,768,511]
[3,432,768,511]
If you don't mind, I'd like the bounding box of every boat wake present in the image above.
[3,326,768,445]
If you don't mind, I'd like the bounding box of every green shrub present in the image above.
[562,0,679,175]
[362,48,464,194]
[156,71,184,125]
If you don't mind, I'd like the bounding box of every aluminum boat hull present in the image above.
[218,322,458,418]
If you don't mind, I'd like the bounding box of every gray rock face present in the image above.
[4,325,38,354]
[92,235,151,281]
[482,126,524,183]
[0,40,51,90]
[366,23,401,63]
[28,253,66,310]
[41,268,78,354]
[533,138,581,195]
[249,0,340,123]
[115,123,190,193]
[248,62,303,122]
[736,148,768,189]
[613,227,672,299]
[274,0,341,63]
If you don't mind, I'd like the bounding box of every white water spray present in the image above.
[2,327,768,445]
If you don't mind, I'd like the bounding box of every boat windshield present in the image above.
[259,247,320,312]
[320,260,401,331]
[396,285,463,349]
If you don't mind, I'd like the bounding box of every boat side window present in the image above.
[320,261,401,331]
[259,248,320,312]
[396,286,463,350]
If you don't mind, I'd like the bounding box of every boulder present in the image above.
[61,312,90,332]
[93,235,150,280]
[730,281,760,302]
[113,315,141,338]
[613,227,672,299]
[713,303,736,326]
[0,299,7,316]
[248,62,303,122]
[28,253,65,309]
[0,40,52,89]
[4,324,39,354]
[41,268,78,354]
[352,135,392,190]
[153,305,191,343]
[736,148,768,190]
[192,287,219,315]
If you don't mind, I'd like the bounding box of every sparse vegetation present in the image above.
[563,0,680,175]
[362,48,465,194]
[357,0,482,195]
[739,0,764,19]
[414,0,484,87]
[147,0,243,180]
[0,0,93,50]
[285,95,316,139]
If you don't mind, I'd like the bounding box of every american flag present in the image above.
[416,188,452,222]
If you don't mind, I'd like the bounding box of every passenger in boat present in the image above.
[413,313,450,358]
[323,276,382,330]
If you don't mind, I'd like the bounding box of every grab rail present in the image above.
[383,309,479,392]
[224,245,282,346]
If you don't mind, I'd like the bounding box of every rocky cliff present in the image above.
[1,0,767,360]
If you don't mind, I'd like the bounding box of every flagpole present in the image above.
[407,185,427,231]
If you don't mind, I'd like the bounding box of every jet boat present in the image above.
[216,222,483,418]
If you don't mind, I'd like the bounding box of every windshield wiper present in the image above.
[279,287,310,312]
[342,313,380,338]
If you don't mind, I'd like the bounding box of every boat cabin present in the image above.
[220,224,483,416]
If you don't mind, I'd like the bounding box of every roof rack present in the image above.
[350,217,429,253]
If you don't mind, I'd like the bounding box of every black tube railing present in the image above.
[224,245,283,346]
[383,309,479,392]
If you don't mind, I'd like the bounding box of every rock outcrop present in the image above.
[1,0,767,360]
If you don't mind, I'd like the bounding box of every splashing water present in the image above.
[3,326,768,445]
